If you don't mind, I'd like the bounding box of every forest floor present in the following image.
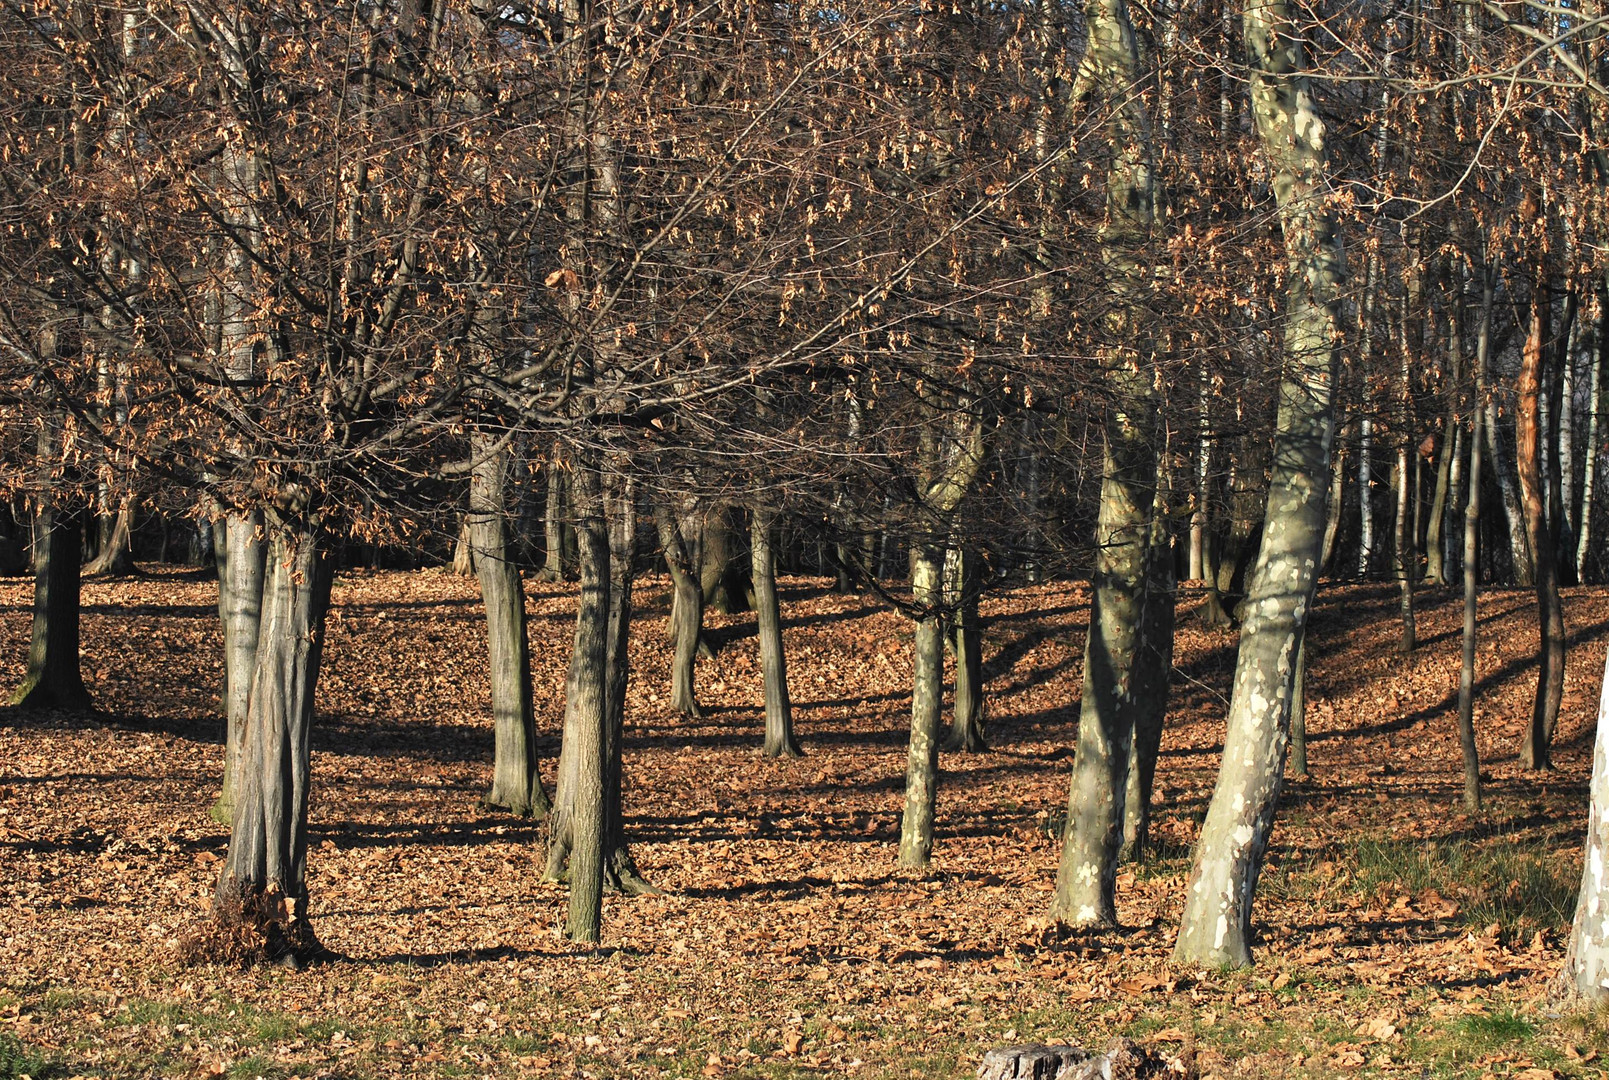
[3,568,1609,1080]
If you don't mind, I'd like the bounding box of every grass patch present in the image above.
[1455,1008,1537,1049]
[1344,837,1577,932]
[0,1032,59,1080]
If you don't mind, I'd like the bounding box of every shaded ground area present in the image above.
[1,569,1607,1080]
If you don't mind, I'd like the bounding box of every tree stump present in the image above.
[979,1039,1181,1080]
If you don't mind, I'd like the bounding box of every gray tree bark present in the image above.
[1576,288,1606,582]
[213,516,332,965]
[1487,396,1535,586]
[1457,266,1495,811]
[12,501,91,712]
[899,542,946,869]
[945,547,988,753]
[1051,0,1160,925]
[538,449,566,583]
[211,512,266,825]
[1173,0,1343,968]
[471,433,550,819]
[752,510,801,757]
[660,506,704,718]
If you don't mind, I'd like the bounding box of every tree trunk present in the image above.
[1190,366,1210,581]
[1121,524,1176,862]
[84,495,136,576]
[537,449,566,583]
[1287,634,1309,779]
[546,464,610,944]
[898,543,945,869]
[1052,0,1158,923]
[451,517,476,576]
[1394,447,1416,652]
[702,505,752,614]
[660,510,704,718]
[945,547,988,753]
[1320,424,1347,573]
[1517,279,1566,771]
[1427,401,1457,585]
[11,503,91,711]
[213,518,332,965]
[1552,294,1579,583]
[1487,395,1535,585]
[1173,0,1342,968]
[211,512,267,825]
[1576,289,1606,583]
[1559,642,1609,998]
[1358,414,1375,578]
[1457,267,1495,811]
[752,510,801,757]
[471,435,550,819]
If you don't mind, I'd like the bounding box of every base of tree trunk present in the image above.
[180,890,334,970]
[977,1039,1185,1080]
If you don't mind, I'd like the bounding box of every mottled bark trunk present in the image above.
[898,544,945,869]
[752,511,800,758]
[211,512,266,825]
[472,435,549,819]
[1457,270,1494,812]
[214,519,332,965]
[11,503,90,711]
[1358,415,1375,577]
[1173,0,1342,968]
[1560,643,1609,998]
[1052,0,1158,922]
[1394,447,1416,651]
[1517,281,1566,771]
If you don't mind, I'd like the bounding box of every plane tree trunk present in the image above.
[1173,0,1343,968]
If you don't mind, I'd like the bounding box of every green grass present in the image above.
[0,1032,59,1080]
[1454,1008,1537,1049]
[1346,836,1578,932]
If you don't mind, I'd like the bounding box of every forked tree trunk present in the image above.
[1559,641,1609,999]
[1487,398,1535,585]
[898,543,946,869]
[85,495,136,576]
[213,518,332,965]
[752,510,801,757]
[1457,267,1494,811]
[471,434,550,819]
[660,511,704,717]
[12,502,91,711]
[945,547,987,753]
[1173,0,1342,968]
[211,512,267,825]
[1517,279,1566,771]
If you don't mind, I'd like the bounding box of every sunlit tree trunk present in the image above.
[1052,0,1159,925]
[1580,288,1607,583]
[1487,393,1535,585]
[472,432,550,819]
[752,509,801,757]
[538,448,566,583]
[899,542,946,869]
[1457,265,1495,811]
[211,512,266,824]
[559,464,608,944]
[1173,0,1343,968]
[214,516,332,965]
[660,506,704,718]
[1559,642,1609,998]
[1518,277,1566,770]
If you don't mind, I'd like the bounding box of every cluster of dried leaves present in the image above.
[1,569,1606,1080]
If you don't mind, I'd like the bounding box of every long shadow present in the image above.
[310,820,546,851]
[360,945,621,967]
[678,872,896,900]
[1311,612,1609,744]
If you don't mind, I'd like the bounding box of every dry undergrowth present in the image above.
[1,568,1607,1079]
